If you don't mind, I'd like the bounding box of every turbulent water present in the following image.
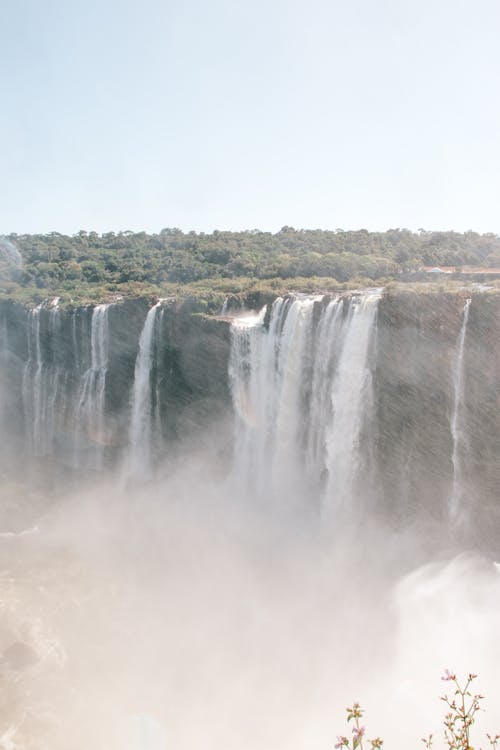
[0,289,498,750]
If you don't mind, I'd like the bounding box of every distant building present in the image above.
[420,265,500,279]
[425,266,452,274]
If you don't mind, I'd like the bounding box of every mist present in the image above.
[0,452,498,750]
[0,239,22,277]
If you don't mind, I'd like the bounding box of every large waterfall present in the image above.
[229,292,381,515]
[2,288,497,531]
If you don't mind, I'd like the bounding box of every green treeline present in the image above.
[2,227,500,302]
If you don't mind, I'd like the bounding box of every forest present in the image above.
[1,227,500,304]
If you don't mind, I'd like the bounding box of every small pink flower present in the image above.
[335,736,347,748]
[353,726,366,738]
[442,669,456,681]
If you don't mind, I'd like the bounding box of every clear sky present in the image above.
[2,0,500,235]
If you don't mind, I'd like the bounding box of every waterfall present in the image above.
[74,304,110,469]
[229,305,271,495]
[229,298,318,498]
[126,302,162,480]
[305,297,344,480]
[322,292,380,518]
[229,292,381,513]
[154,307,165,448]
[22,305,42,455]
[44,305,64,458]
[72,310,81,371]
[22,303,64,457]
[449,298,471,522]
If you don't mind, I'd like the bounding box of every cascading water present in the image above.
[153,307,165,448]
[22,304,43,455]
[22,302,64,457]
[449,298,471,522]
[229,298,317,499]
[270,296,319,495]
[126,302,162,480]
[220,297,229,315]
[8,288,495,528]
[20,299,165,475]
[73,304,110,469]
[322,292,380,518]
[229,291,381,514]
[305,297,344,478]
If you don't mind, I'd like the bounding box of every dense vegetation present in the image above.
[1,228,500,305]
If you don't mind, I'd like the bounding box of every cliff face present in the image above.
[0,300,27,463]
[0,288,499,536]
[375,290,500,536]
[0,297,232,477]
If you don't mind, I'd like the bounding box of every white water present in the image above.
[449,298,471,522]
[71,310,80,371]
[229,292,381,514]
[127,303,162,480]
[74,304,110,469]
[305,297,344,479]
[323,292,380,519]
[228,305,268,493]
[21,304,64,457]
[22,305,42,455]
[229,298,319,499]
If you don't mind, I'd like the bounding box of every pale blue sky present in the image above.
[1,0,500,234]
